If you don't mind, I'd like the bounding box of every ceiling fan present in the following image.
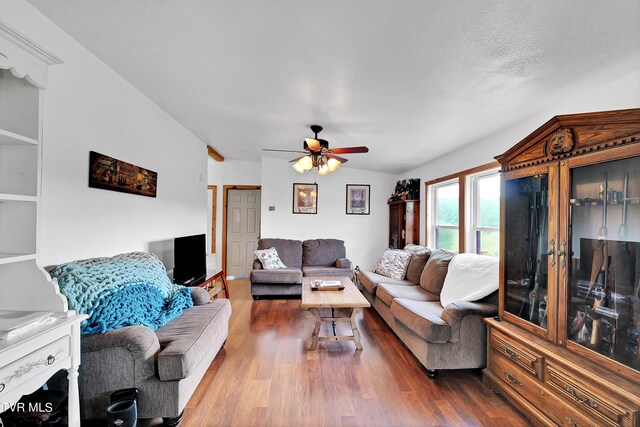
[263,125,369,175]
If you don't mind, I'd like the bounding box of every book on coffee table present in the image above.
[310,280,345,291]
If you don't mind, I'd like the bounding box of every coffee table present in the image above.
[301,276,371,350]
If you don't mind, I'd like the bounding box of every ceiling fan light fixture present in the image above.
[318,163,330,175]
[293,161,305,174]
[300,155,313,171]
[327,157,341,172]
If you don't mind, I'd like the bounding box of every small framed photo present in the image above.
[346,184,370,215]
[293,183,318,214]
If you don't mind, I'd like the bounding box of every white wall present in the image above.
[403,69,640,245]
[207,158,262,268]
[260,157,395,269]
[4,0,209,266]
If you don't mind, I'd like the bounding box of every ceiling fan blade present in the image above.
[304,138,321,151]
[263,149,308,153]
[325,154,349,163]
[288,156,305,163]
[329,146,369,154]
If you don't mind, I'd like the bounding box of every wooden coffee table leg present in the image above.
[307,308,321,350]
[350,307,363,350]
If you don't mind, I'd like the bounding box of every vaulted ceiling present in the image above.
[27,1,640,173]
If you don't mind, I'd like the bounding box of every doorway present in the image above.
[223,186,261,279]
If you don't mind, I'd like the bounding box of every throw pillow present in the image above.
[419,249,456,294]
[403,245,431,284]
[440,253,499,307]
[374,249,412,281]
[254,247,287,270]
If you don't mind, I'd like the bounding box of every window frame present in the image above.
[429,178,460,252]
[466,168,501,256]
[425,161,499,253]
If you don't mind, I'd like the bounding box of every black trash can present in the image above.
[107,389,138,427]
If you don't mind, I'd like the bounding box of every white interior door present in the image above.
[226,189,261,278]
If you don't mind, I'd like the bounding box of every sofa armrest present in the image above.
[81,325,161,380]
[441,301,498,343]
[336,258,352,269]
[191,287,211,305]
[253,259,263,270]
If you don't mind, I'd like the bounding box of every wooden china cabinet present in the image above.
[388,199,420,249]
[484,109,640,427]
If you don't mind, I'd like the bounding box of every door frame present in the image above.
[208,185,217,254]
[222,185,262,277]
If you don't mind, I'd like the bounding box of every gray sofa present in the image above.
[250,238,353,299]
[78,288,230,424]
[357,246,498,378]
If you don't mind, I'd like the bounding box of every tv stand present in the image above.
[199,269,229,299]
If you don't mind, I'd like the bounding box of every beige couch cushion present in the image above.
[358,270,414,295]
[390,299,450,343]
[156,299,231,381]
[250,268,302,284]
[376,283,439,307]
[404,249,431,284]
[419,249,455,295]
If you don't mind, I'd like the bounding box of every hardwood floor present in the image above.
[179,279,529,427]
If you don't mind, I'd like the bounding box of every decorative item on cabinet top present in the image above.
[388,178,420,203]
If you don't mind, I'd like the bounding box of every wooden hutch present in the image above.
[484,109,640,426]
[388,199,420,249]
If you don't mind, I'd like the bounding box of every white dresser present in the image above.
[0,19,86,427]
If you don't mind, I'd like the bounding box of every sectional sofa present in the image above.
[250,238,353,298]
[357,245,498,378]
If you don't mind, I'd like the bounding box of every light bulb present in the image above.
[293,162,305,174]
[318,164,329,175]
[327,158,341,172]
[300,156,313,171]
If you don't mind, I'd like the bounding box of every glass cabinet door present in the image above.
[566,156,640,371]
[504,173,553,334]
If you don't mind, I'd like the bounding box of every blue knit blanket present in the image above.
[49,252,193,334]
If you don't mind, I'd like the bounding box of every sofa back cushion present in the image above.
[258,238,303,268]
[302,239,346,266]
[440,253,499,307]
[419,249,456,295]
[403,245,431,284]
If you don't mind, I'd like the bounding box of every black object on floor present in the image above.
[0,388,67,426]
[107,389,138,427]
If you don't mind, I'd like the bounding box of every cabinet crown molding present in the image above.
[0,18,63,89]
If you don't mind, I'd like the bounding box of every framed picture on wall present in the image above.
[293,183,318,214]
[346,184,370,215]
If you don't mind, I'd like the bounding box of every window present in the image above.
[426,161,500,254]
[430,179,459,251]
[467,170,500,256]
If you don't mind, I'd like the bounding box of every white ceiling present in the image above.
[27,0,640,174]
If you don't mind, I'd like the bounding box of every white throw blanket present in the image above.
[440,253,499,307]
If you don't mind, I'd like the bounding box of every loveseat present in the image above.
[357,246,498,378]
[250,238,353,299]
[47,253,231,425]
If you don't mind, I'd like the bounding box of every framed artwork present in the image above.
[346,184,370,215]
[89,151,158,198]
[293,183,318,214]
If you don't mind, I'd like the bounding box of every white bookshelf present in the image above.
[0,19,86,426]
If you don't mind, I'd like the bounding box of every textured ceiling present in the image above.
[26,0,640,173]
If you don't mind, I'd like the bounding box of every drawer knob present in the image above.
[502,370,522,386]
[565,416,579,427]
[0,383,4,393]
[501,345,520,360]
[46,355,56,366]
[563,384,598,409]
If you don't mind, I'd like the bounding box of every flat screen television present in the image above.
[174,234,206,286]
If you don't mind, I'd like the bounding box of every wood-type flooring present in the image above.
[177,279,529,427]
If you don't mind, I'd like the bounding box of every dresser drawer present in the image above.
[490,329,543,379]
[490,353,604,427]
[0,336,70,396]
[545,362,634,427]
